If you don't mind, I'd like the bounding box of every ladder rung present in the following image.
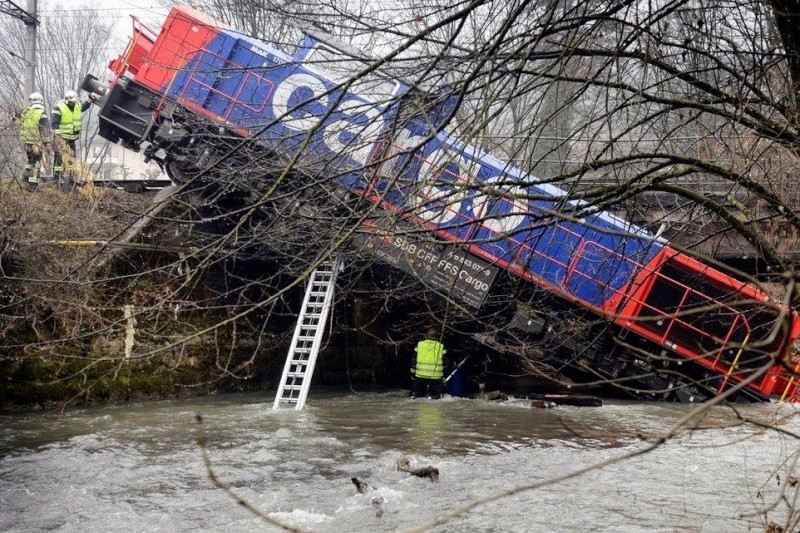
[274,258,342,411]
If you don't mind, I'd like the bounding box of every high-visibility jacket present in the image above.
[20,105,45,144]
[414,339,445,379]
[56,101,82,140]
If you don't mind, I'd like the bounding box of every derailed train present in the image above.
[84,5,800,402]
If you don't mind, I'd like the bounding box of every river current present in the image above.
[1,390,799,532]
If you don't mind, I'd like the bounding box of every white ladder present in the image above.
[273,258,341,410]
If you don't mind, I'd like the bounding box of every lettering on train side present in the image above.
[271,72,386,165]
[271,73,329,131]
[274,75,534,235]
[381,127,532,234]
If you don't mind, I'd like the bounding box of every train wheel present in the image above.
[165,159,193,184]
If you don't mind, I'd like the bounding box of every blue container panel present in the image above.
[172,35,279,127]
[471,202,546,265]
[171,50,222,105]
[522,224,582,287]
[225,72,276,128]
[565,215,662,305]
[203,36,240,118]
[372,149,414,205]
[567,242,632,305]
[566,230,628,305]
[373,138,484,241]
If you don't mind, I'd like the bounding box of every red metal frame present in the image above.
[617,246,800,398]
[108,16,157,81]
[134,6,223,92]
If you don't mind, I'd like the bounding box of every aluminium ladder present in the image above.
[273,258,341,410]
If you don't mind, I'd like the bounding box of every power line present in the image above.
[40,7,164,13]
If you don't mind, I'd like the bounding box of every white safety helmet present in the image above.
[64,89,78,102]
[29,92,43,104]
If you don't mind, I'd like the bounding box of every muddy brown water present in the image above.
[1,390,798,531]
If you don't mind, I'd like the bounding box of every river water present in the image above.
[1,390,799,532]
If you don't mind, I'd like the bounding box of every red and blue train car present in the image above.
[85,5,800,402]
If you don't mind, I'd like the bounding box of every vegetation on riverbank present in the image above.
[0,179,281,410]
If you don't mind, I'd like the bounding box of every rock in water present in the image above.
[351,477,371,494]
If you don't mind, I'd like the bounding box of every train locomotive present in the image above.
[84,5,800,402]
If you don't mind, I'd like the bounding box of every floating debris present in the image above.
[351,477,372,494]
[396,456,439,482]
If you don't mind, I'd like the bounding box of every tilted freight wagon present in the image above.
[83,5,800,402]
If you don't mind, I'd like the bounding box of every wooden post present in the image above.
[123,304,136,359]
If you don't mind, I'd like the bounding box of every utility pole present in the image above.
[0,0,39,96]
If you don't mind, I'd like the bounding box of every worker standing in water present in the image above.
[412,326,446,399]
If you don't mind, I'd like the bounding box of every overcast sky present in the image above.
[92,0,169,32]
[39,0,171,56]
[38,0,169,26]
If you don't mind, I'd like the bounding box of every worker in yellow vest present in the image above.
[412,327,446,399]
[51,89,96,185]
[19,92,51,191]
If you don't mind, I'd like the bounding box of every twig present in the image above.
[194,414,305,532]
